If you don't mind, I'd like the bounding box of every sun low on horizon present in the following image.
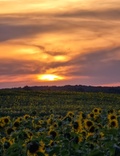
[0,0,120,88]
[37,74,64,81]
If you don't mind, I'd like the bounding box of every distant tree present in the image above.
[23,85,31,91]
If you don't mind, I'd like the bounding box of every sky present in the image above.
[0,0,120,88]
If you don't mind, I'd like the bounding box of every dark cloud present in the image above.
[63,46,120,81]
[32,44,67,56]
[0,22,60,42]
[57,8,120,20]
[0,13,77,42]
[0,10,119,42]
[0,59,45,76]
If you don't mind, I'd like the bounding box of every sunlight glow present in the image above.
[54,55,69,62]
[37,74,64,81]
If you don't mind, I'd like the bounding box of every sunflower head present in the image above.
[49,140,57,146]
[27,140,39,154]
[6,127,14,135]
[24,114,30,120]
[81,130,87,137]
[3,139,13,149]
[13,121,20,128]
[53,122,58,128]
[48,130,57,139]
[0,117,10,127]
[73,121,79,129]
[84,119,94,130]
[109,119,119,128]
[89,125,96,133]
[90,113,94,118]
[92,108,101,115]
[4,141,11,149]
[108,114,117,121]
[66,111,74,118]
[3,116,10,124]
[47,118,53,125]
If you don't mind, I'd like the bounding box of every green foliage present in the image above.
[4,143,26,156]
[89,149,104,156]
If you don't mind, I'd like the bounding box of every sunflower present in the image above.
[48,130,57,139]
[27,141,39,154]
[92,108,101,115]
[3,141,11,149]
[81,130,87,137]
[3,139,13,149]
[0,121,5,128]
[66,111,74,118]
[16,117,23,122]
[24,114,30,120]
[13,121,20,128]
[52,122,58,129]
[89,125,96,133]
[73,121,79,129]
[0,117,8,127]
[108,113,117,121]
[47,118,53,125]
[87,113,94,119]
[3,116,10,125]
[84,119,94,130]
[6,127,14,135]
[109,119,119,128]
[73,120,83,133]
[1,137,7,144]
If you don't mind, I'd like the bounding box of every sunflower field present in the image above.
[0,90,120,156]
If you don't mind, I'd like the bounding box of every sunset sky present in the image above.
[0,0,120,88]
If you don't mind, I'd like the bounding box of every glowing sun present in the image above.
[37,74,64,81]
